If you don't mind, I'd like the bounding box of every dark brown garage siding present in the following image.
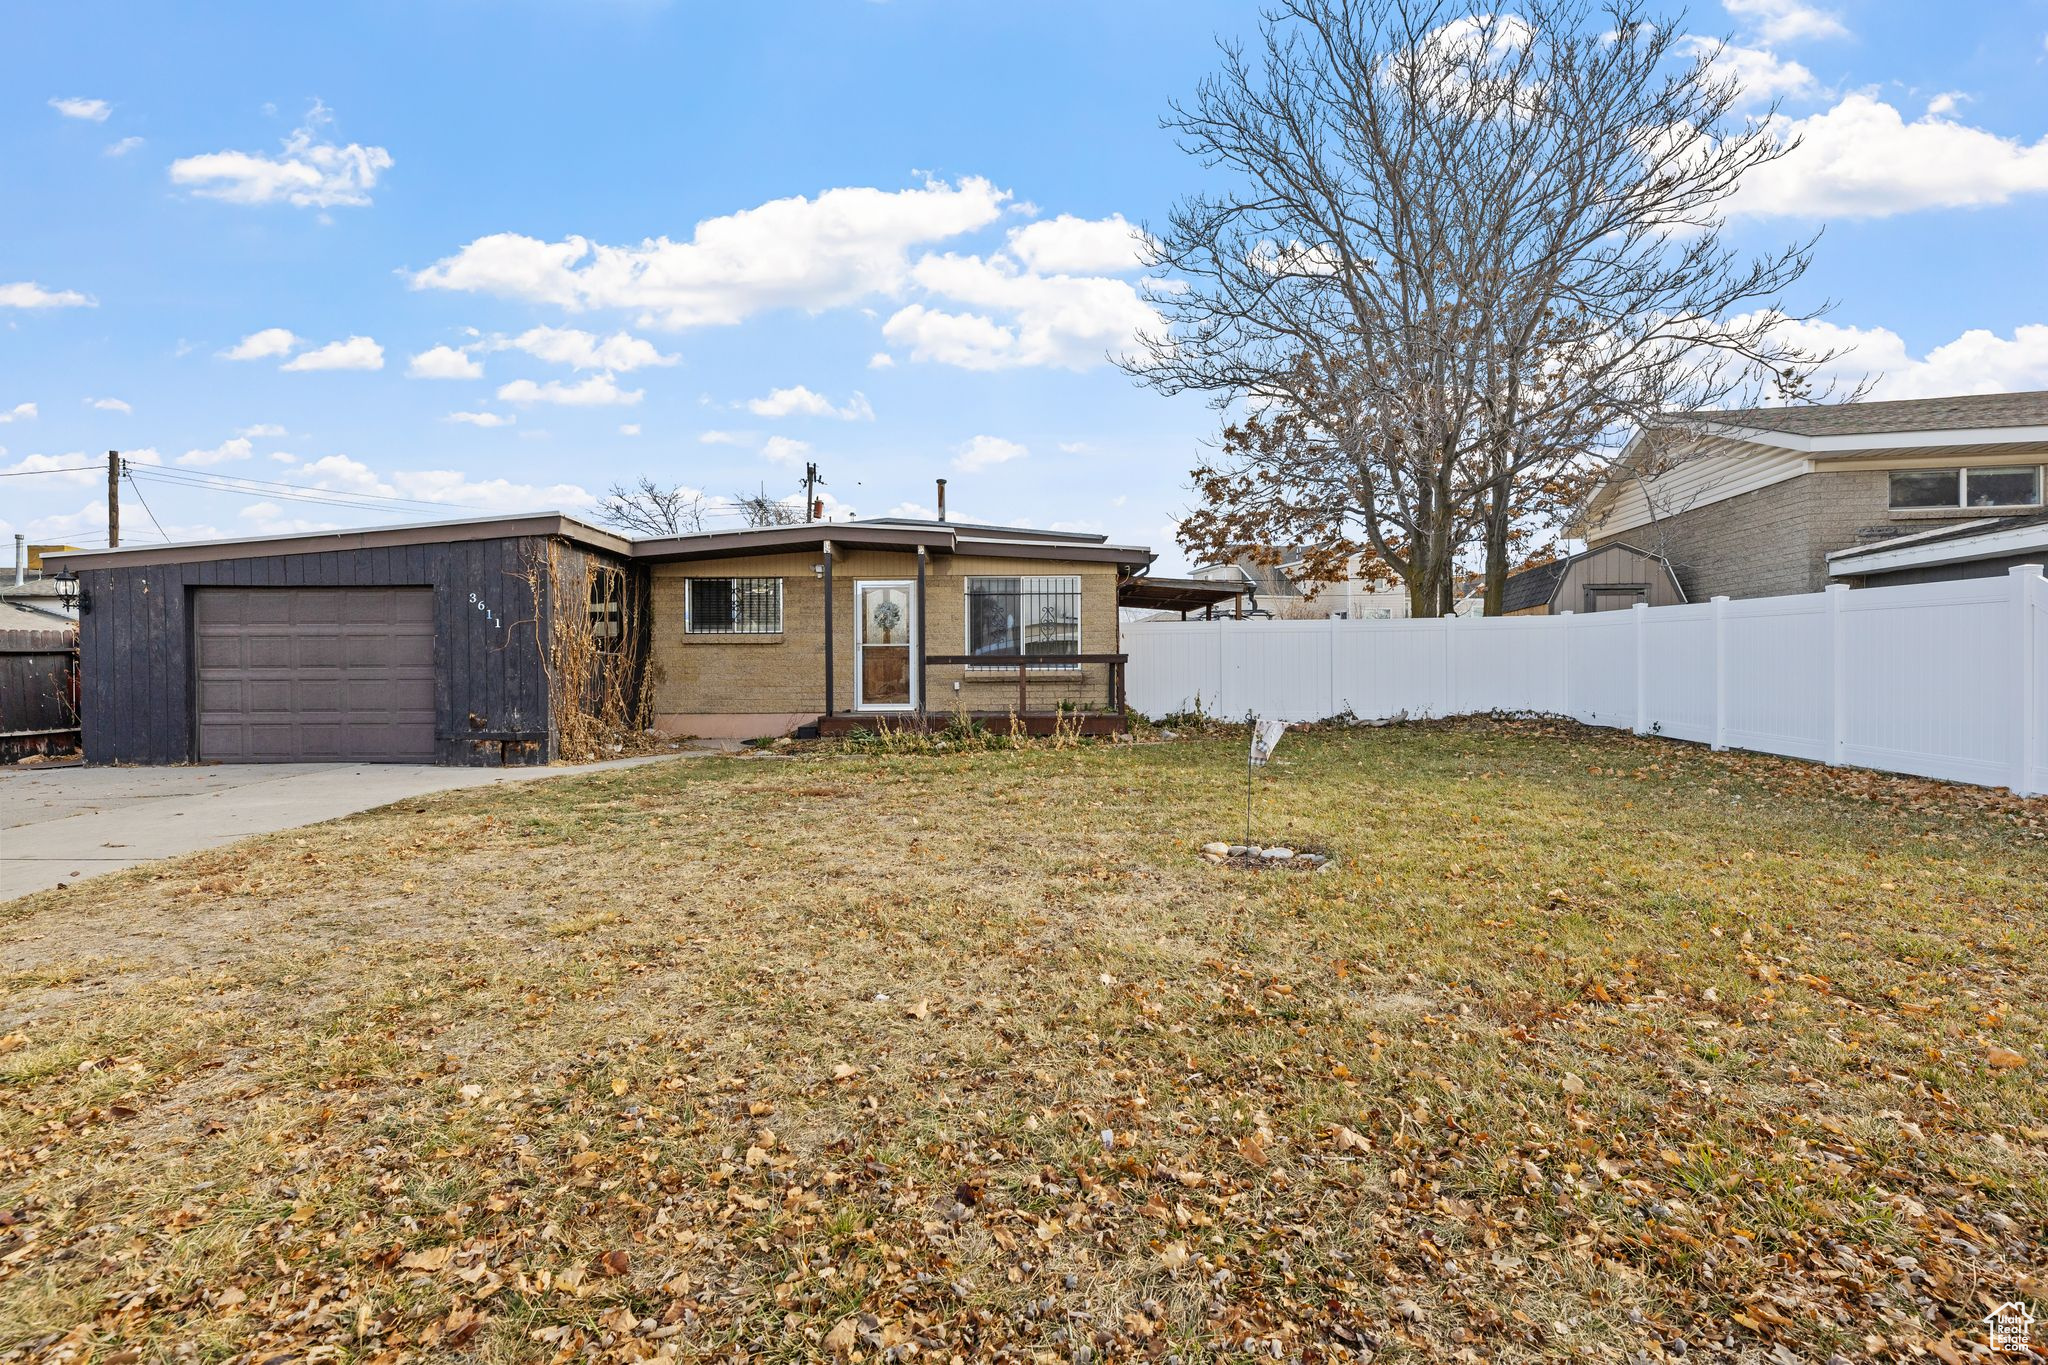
[194,588,435,762]
[74,535,592,766]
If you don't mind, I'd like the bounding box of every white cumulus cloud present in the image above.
[49,97,110,122]
[619,423,641,436]
[0,402,37,423]
[221,328,299,361]
[504,326,677,371]
[281,336,385,372]
[1758,317,2048,399]
[760,436,812,465]
[447,410,515,427]
[237,423,288,437]
[744,385,874,420]
[178,437,255,467]
[0,282,94,309]
[105,136,145,157]
[408,344,483,379]
[884,251,1161,371]
[86,397,132,414]
[1004,213,1150,274]
[409,177,1012,328]
[169,100,392,209]
[497,373,642,406]
[952,434,1028,473]
[1681,37,1817,106]
[1733,93,2048,217]
[1722,0,1847,43]
[287,454,596,512]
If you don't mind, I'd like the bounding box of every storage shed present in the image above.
[48,515,633,766]
[1500,543,1686,616]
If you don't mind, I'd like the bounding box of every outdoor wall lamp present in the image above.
[54,568,88,615]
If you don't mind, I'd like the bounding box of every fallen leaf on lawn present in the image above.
[598,1248,630,1277]
[906,998,930,1020]
[399,1245,454,1272]
[1330,1125,1372,1153]
[1160,1241,1190,1271]
[1561,1072,1587,1096]
[824,1317,859,1355]
[1986,1046,2027,1070]
[611,1076,630,1096]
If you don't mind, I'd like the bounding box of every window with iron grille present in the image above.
[965,575,1080,667]
[685,577,783,634]
[588,569,625,650]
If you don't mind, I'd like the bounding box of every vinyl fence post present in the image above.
[1328,613,1339,720]
[1632,601,1648,735]
[1443,610,1458,719]
[2013,565,2043,796]
[1826,583,1849,767]
[1556,611,1573,719]
[1711,595,1729,752]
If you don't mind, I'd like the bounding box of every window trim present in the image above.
[682,576,784,635]
[962,573,1084,672]
[1888,464,2044,512]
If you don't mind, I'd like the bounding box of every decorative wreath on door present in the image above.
[873,600,903,640]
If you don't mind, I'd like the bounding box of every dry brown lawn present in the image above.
[1,720,2044,1364]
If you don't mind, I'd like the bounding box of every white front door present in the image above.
[855,579,917,710]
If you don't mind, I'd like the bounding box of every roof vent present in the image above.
[936,478,947,522]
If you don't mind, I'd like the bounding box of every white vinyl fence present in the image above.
[1126,565,2048,796]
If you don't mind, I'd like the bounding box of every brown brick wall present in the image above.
[647,549,1123,723]
[1595,469,1992,600]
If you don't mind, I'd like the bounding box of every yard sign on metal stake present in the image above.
[1247,717,1287,844]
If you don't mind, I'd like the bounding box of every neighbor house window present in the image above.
[965,575,1081,666]
[685,577,782,634]
[1889,466,2042,510]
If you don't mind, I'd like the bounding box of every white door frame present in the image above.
[854,578,918,711]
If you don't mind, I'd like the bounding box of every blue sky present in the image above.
[5,0,2048,570]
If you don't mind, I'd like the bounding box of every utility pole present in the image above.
[107,450,120,549]
[803,462,820,523]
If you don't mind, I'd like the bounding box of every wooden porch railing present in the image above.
[921,653,1128,717]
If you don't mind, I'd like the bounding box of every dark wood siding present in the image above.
[75,535,631,766]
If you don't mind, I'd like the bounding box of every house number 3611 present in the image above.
[468,592,502,628]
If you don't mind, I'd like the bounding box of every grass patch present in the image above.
[0,720,2042,1362]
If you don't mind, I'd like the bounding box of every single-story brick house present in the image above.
[1580,390,2048,600]
[47,511,1236,765]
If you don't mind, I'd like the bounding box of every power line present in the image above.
[130,470,490,518]
[134,464,492,513]
[124,465,170,542]
[0,463,103,479]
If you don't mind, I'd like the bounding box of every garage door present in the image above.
[194,588,435,762]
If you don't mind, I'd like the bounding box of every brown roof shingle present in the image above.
[1700,390,2048,438]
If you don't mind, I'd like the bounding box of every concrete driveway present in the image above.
[1,754,713,901]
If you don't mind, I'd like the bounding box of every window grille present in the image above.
[686,577,783,634]
[965,575,1080,666]
[588,570,625,650]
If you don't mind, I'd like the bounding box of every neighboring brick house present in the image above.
[1581,391,2048,600]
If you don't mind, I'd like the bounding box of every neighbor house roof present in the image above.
[1826,511,2048,576]
[1499,558,1569,613]
[1699,390,2048,439]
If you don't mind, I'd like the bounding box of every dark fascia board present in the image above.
[42,513,630,571]
[852,517,1110,544]
[952,537,1156,568]
[630,523,957,561]
[1118,575,1246,610]
[630,525,1153,565]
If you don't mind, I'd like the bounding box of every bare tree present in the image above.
[597,476,706,538]
[733,484,804,527]
[1129,0,1847,615]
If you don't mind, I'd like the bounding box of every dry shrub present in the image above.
[522,541,660,762]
